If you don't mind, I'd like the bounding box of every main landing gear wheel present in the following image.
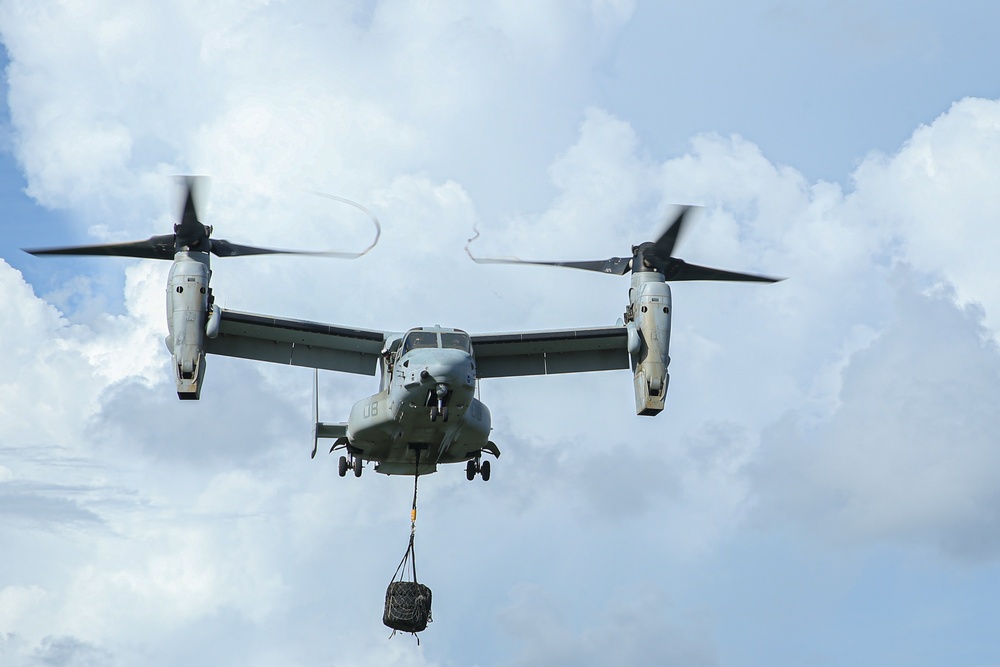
[466,457,490,481]
[339,454,362,477]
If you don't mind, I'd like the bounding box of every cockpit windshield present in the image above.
[441,332,471,352]
[400,329,472,355]
[401,331,439,354]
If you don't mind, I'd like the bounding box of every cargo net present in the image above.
[384,448,432,640]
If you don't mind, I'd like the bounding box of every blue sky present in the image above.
[2,2,1000,666]
[601,2,1000,184]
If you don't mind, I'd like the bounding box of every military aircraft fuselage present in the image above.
[341,327,494,476]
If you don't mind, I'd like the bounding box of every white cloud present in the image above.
[0,261,131,443]
[3,1,1000,665]
[751,272,1000,560]
[851,97,1000,331]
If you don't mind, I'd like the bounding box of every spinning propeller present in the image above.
[25,176,381,400]
[25,177,381,260]
[466,205,781,283]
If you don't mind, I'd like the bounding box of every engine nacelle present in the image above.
[628,273,672,416]
[164,251,212,400]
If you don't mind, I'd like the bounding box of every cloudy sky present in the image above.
[2,1,1000,665]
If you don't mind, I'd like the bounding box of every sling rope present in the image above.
[386,448,430,642]
[390,447,421,584]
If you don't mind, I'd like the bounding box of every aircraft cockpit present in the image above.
[400,328,472,355]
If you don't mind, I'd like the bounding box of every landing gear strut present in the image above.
[428,384,450,422]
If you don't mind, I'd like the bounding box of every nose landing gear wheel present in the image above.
[338,455,348,477]
[354,456,363,477]
[480,459,491,482]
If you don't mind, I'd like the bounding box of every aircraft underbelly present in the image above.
[347,391,491,474]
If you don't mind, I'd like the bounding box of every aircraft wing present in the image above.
[471,326,629,378]
[205,309,386,375]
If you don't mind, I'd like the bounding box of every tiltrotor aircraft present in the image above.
[27,179,780,481]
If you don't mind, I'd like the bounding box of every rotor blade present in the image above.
[210,238,370,259]
[468,255,631,275]
[650,205,695,260]
[28,181,382,262]
[664,260,783,283]
[25,234,177,260]
[211,192,382,259]
[307,192,382,259]
[464,224,630,275]
[175,176,210,251]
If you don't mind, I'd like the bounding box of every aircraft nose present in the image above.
[420,353,473,386]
